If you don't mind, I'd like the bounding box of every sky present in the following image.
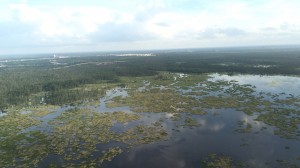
[0,0,300,54]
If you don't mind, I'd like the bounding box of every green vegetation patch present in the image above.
[107,89,202,113]
[115,73,300,139]
[183,117,200,128]
[0,105,58,167]
[0,113,40,138]
[235,120,253,133]
[201,153,242,168]
[174,74,208,87]
[256,108,300,139]
[0,108,168,167]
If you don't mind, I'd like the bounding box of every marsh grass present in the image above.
[256,108,300,139]
[111,73,300,140]
[107,89,201,113]
[183,117,200,128]
[0,113,43,166]
[201,154,239,168]
[1,72,300,167]
[235,120,253,133]
[0,108,168,167]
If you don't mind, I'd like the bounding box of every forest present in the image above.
[1,47,300,168]
[0,47,300,111]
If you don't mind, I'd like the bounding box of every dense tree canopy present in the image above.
[0,48,299,110]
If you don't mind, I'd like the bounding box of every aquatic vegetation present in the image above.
[22,105,58,118]
[106,95,125,108]
[122,124,168,145]
[0,108,168,167]
[276,159,299,168]
[0,113,42,167]
[184,91,209,96]
[120,76,152,92]
[183,117,200,128]
[255,108,300,139]
[174,74,208,87]
[107,89,201,113]
[276,97,300,108]
[150,72,178,86]
[190,109,207,115]
[0,113,40,137]
[109,72,300,141]
[201,154,238,168]
[235,120,252,133]
[169,113,182,121]
[199,96,244,109]
[1,71,300,167]
[47,109,148,166]
[14,131,50,167]
[0,105,62,167]
[99,147,123,163]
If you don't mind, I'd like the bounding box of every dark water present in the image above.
[28,75,300,168]
[102,109,300,168]
[101,75,300,168]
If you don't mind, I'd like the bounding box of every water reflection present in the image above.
[8,80,299,167]
[92,86,300,168]
[209,73,300,96]
[0,111,7,117]
[104,143,187,168]
[103,107,300,168]
[97,87,131,113]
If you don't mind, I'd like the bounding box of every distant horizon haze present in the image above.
[1,44,300,59]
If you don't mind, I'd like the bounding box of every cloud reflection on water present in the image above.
[209,73,300,96]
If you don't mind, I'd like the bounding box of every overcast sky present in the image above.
[1,0,300,54]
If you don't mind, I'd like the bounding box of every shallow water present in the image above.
[99,74,300,168]
[209,73,300,96]
[104,109,300,168]
[0,111,7,117]
[97,87,131,112]
[4,74,299,168]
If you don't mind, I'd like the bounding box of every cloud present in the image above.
[155,22,170,27]
[88,22,157,42]
[1,0,300,54]
[9,4,117,37]
[0,21,39,48]
[197,27,248,39]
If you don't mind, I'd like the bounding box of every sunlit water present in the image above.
[209,73,300,96]
[100,75,300,168]
[22,74,300,168]
[0,111,7,117]
[104,110,300,168]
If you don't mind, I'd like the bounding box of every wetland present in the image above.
[0,47,300,167]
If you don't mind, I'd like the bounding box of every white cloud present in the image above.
[9,4,118,37]
[1,0,300,54]
[9,4,39,22]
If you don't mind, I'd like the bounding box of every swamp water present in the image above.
[0,73,299,168]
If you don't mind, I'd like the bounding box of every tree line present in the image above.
[1,49,299,111]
